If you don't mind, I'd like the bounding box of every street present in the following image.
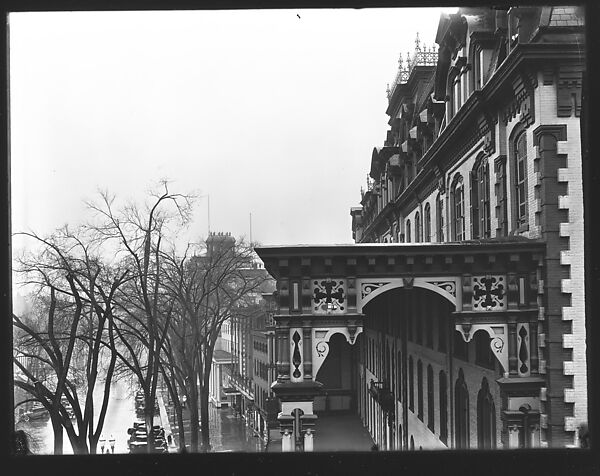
[165,400,265,453]
[15,379,264,454]
[15,379,143,455]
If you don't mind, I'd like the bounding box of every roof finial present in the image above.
[415,32,420,51]
[398,52,403,68]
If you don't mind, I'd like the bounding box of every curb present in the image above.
[157,390,177,450]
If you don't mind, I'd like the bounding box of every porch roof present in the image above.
[255,238,545,279]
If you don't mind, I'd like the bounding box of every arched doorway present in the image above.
[361,286,455,451]
[455,368,470,449]
[477,377,496,449]
[315,333,354,413]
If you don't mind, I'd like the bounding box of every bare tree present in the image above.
[86,181,195,453]
[13,227,127,454]
[159,235,266,451]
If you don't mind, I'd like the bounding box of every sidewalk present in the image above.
[157,390,177,452]
[266,412,374,452]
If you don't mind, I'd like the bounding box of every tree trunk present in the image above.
[188,380,200,452]
[175,402,186,452]
[50,413,64,455]
[200,384,211,452]
[145,393,155,454]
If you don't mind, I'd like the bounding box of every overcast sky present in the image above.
[10,8,456,254]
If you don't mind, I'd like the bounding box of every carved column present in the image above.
[276,326,290,381]
[303,328,312,379]
[508,315,519,376]
[529,315,539,375]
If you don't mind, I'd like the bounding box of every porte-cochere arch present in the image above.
[256,241,545,451]
[358,276,459,312]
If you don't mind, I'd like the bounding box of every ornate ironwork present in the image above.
[292,331,302,379]
[429,280,457,297]
[313,279,346,313]
[361,282,390,299]
[387,33,439,99]
[519,326,529,374]
[472,275,506,310]
[315,341,329,358]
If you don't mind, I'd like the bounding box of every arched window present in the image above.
[477,378,496,449]
[406,219,412,243]
[417,360,423,421]
[409,356,414,411]
[396,350,402,399]
[475,330,495,369]
[453,73,462,116]
[495,157,509,236]
[439,371,448,444]
[471,155,491,239]
[424,203,432,242]
[438,312,447,352]
[410,435,415,450]
[427,364,435,431]
[385,341,391,388]
[454,330,469,361]
[436,193,444,242]
[426,313,434,348]
[512,130,529,231]
[455,369,470,449]
[451,174,465,241]
[415,211,421,242]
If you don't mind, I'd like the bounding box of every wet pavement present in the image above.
[166,403,264,453]
[15,379,154,455]
[266,412,374,452]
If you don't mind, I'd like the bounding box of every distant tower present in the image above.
[206,231,235,258]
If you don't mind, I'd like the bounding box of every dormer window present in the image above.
[451,174,465,241]
[453,74,462,115]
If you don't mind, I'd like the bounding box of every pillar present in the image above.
[282,429,293,452]
[508,315,518,376]
[304,429,314,452]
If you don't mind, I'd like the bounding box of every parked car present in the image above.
[21,402,50,422]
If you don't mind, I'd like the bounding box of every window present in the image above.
[438,311,447,352]
[471,156,491,239]
[406,219,412,243]
[407,312,413,342]
[409,356,414,411]
[454,74,462,115]
[417,360,423,421]
[477,378,496,449]
[451,175,465,241]
[415,212,421,242]
[455,369,470,449]
[427,365,435,432]
[513,131,528,230]
[436,193,444,242]
[475,48,484,89]
[439,371,448,444]
[426,313,434,349]
[475,331,495,369]
[424,203,431,242]
[454,330,469,361]
[495,157,508,236]
[396,350,402,400]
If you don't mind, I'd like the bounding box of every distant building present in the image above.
[226,265,277,440]
[204,235,279,441]
[256,6,587,451]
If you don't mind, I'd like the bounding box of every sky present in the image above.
[10,8,457,255]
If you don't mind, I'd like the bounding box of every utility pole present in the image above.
[249,212,253,245]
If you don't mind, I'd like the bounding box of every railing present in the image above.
[387,34,439,100]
